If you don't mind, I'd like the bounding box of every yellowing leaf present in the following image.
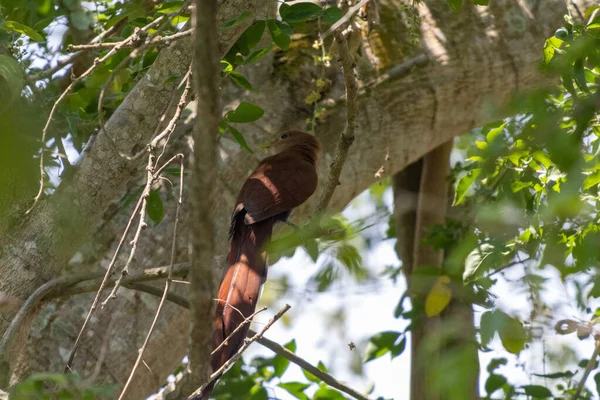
[425,276,452,317]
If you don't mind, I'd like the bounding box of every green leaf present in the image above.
[448,0,463,12]
[244,44,275,65]
[522,385,552,398]
[273,340,296,377]
[390,336,406,358]
[425,275,452,317]
[543,37,563,64]
[363,331,403,362]
[227,125,253,153]
[454,168,481,205]
[71,10,94,30]
[147,190,164,223]
[573,58,589,92]
[0,55,25,106]
[164,167,187,177]
[533,371,574,379]
[267,19,291,50]
[280,2,324,23]
[237,20,266,55]
[594,372,600,396]
[485,374,507,396]
[463,243,508,282]
[322,7,343,24]
[156,1,185,13]
[583,170,600,189]
[277,382,310,400]
[302,361,327,383]
[497,312,526,354]
[486,122,507,143]
[226,101,265,123]
[229,71,253,91]
[305,239,319,262]
[473,0,489,5]
[220,11,252,30]
[4,20,44,42]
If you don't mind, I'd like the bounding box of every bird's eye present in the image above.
[280,133,289,139]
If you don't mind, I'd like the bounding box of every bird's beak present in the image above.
[258,140,273,149]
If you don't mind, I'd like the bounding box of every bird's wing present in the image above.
[239,155,318,224]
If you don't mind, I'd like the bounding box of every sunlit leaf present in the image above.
[4,20,44,42]
[425,276,452,317]
[363,331,404,362]
[454,168,481,205]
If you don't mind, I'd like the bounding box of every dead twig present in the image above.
[117,157,185,400]
[210,307,267,356]
[321,0,371,39]
[69,29,193,51]
[315,30,359,214]
[188,305,291,399]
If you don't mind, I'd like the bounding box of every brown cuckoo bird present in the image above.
[199,130,321,399]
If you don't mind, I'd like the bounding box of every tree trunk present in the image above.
[0,1,593,399]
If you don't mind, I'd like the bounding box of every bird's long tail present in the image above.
[199,211,274,399]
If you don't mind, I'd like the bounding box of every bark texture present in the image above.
[1,1,594,399]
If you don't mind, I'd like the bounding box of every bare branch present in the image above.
[211,307,267,356]
[64,194,145,371]
[572,338,600,400]
[69,30,193,51]
[189,305,291,399]
[252,330,373,400]
[315,30,359,214]
[321,0,371,39]
[26,10,185,214]
[117,157,185,400]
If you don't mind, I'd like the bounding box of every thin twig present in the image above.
[315,30,359,214]
[96,25,186,160]
[70,29,193,51]
[103,153,184,305]
[102,155,156,305]
[189,305,291,399]
[251,329,373,400]
[153,69,193,165]
[117,157,185,400]
[30,23,121,80]
[64,193,145,371]
[89,279,373,400]
[211,307,267,356]
[84,315,117,385]
[572,339,600,400]
[27,32,144,215]
[321,0,371,39]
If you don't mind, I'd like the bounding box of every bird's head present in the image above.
[259,131,321,156]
